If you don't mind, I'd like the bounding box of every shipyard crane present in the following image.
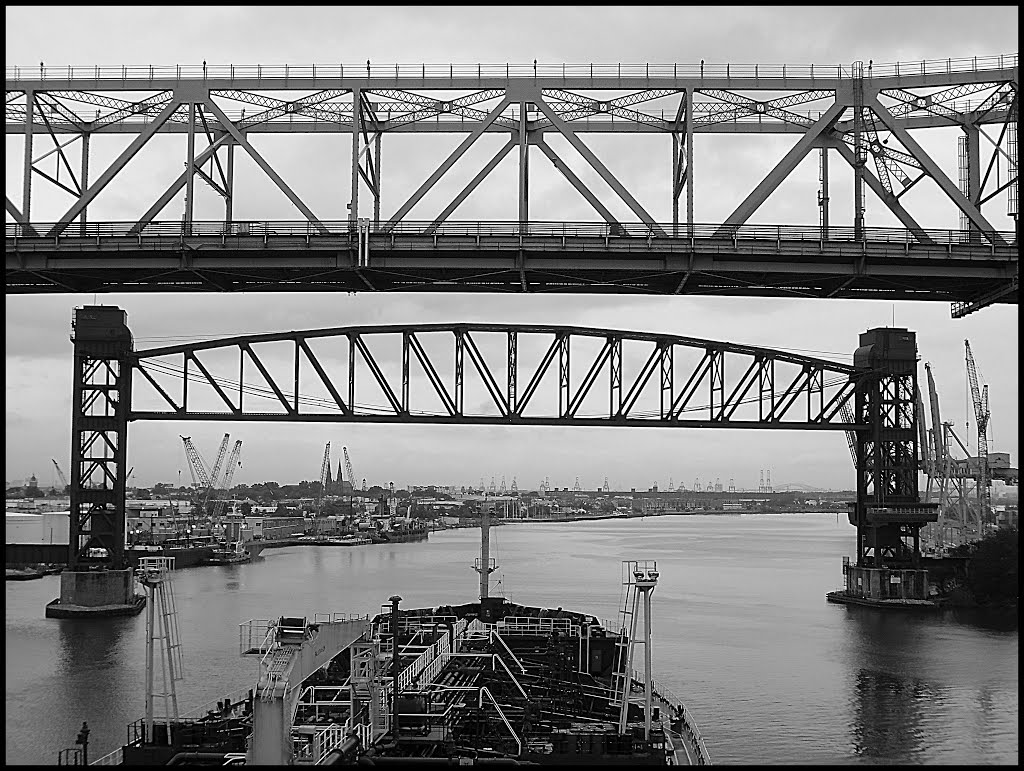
[965,340,991,524]
[840,402,857,468]
[181,436,212,491]
[207,434,232,498]
[317,442,331,516]
[51,458,69,493]
[915,383,933,493]
[182,433,231,516]
[342,447,356,494]
[202,433,232,516]
[923,363,949,507]
[211,440,243,518]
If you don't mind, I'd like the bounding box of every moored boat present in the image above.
[203,541,252,566]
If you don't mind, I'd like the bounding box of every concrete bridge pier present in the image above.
[46,568,144,618]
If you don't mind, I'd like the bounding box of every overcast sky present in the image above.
[5,6,1019,493]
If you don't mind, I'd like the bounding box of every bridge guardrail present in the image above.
[5,220,1016,247]
[6,54,1017,84]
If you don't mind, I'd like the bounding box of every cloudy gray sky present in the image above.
[5,6,1018,492]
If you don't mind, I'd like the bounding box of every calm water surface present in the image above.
[5,513,1018,765]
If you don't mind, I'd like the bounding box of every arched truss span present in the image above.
[130,323,863,430]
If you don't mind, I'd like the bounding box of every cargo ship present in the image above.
[83,514,711,766]
[125,537,218,570]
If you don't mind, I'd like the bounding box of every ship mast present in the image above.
[473,504,497,599]
[616,560,659,739]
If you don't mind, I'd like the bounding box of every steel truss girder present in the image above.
[867,95,1007,244]
[7,60,1018,251]
[129,324,863,431]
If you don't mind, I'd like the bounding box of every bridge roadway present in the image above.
[5,219,1018,305]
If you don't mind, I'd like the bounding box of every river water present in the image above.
[5,513,1018,765]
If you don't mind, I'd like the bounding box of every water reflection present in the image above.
[840,607,952,762]
[850,668,933,761]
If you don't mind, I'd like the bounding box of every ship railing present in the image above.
[440,652,529,700]
[239,618,277,655]
[342,711,373,753]
[375,614,457,635]
[419,685,521,756]
[312,612,373,624]
[292,721,356,765]
[489,630,527,674]
[495,616,577,636]
[181,686,254,720]
[396,629,449,693]
[414,633,452,688]
[294,684,350,723]
[89,747,123,766]
[88,689,255,766]
[628,669,711,766]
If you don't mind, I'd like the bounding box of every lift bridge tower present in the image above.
[841,328,939,603]
[46,306,144,618]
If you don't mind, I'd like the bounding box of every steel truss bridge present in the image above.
[128,323,862,429]
[67,309,930,574]
[5,56,1019,315]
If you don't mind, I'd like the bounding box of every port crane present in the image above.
[340,446,358,520]
[964,340,991,525]
[342,446,356,494]
[207,433,232,508]
[317,442,331,516]
[51,458,69,493]
[211,440,243,518]
[181,433,232,516]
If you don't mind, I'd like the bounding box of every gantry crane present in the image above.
[51,458,70,493]
[964,340,991,525]
[317,442,331,516]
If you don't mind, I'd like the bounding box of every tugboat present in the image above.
[203,540,252,566]
[83,512,711,765]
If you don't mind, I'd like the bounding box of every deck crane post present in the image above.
[212,440,243,518]
[317,442,331,517]
[51,458,70,493]
[965,340,991,526]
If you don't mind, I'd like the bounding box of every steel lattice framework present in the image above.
[128,323,863,430]
[5,57,1019,313]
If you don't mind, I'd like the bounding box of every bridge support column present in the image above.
[836,327,938,607]
[46,306,142,619]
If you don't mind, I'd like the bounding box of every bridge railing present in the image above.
[5,220,1015,247]
[6,54,1017,84]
